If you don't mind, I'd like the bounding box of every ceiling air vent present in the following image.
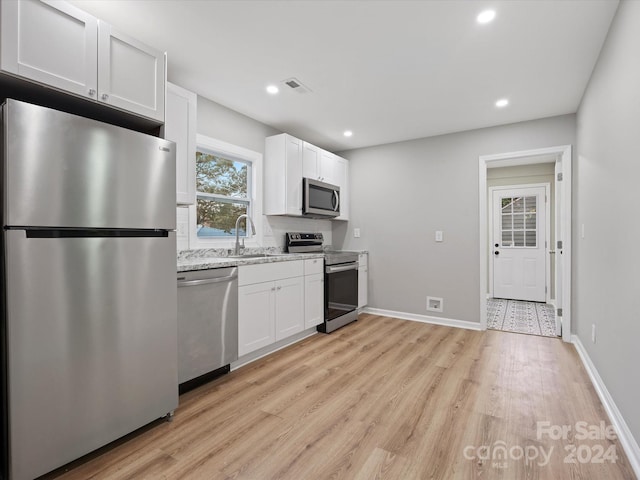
[282,77,312,94]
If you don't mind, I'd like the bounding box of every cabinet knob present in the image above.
[88,89,96,97]
[277,286,282,290]
[271,287,276,291]
[101,93,109,101]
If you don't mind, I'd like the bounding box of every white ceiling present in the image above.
[70,0,619,152]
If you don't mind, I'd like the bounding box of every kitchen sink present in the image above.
[228,253,290,259]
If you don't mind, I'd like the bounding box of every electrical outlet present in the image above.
[591,324,596,343]
[435,230,443,242]
[353,228,361,238]
[427,296,443,313]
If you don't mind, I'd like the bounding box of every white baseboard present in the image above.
[572,335,640,478]
[362,307,483,331]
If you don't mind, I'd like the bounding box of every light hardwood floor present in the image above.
[46,314,636,480]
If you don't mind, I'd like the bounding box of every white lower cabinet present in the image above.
[238,261,306,357]
[358,253,368,309]
[274,277,304,341]
[304,258,324,328]
[238,282,276,356]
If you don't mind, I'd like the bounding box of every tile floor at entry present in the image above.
[487,298,557,337]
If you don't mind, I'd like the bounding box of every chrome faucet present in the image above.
[234,214,256,256]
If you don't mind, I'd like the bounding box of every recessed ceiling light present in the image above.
[477,10,496,24]
[266,85,279,95]
[343,130,353,137]
[495,98,509,108]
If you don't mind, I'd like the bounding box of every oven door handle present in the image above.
[325,263,358,274]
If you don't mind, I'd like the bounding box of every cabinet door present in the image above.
[358,265,368,308]
[285,135,303,215]
[239,282,275,356]
[0,0,98,99]
[164,83,197,205]
[97,21,165,121]
[305,273,324,328]
[264,134,303,216]
[302,142,321,180]
[319,150,337,185]
[275,277,304,341]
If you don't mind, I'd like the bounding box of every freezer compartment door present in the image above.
[4,230,178,480]
[3,99,175,229]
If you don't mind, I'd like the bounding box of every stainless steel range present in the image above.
[286,233,359,333]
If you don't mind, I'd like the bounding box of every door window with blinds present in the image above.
[500,196,537,247]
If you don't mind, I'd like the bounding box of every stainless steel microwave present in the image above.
[303,178,340,217]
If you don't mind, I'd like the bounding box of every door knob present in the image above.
[494,251,500,255]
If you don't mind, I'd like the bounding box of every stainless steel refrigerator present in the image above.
[0,99,178,480]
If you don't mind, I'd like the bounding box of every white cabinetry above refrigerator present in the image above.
[0,0,166,122]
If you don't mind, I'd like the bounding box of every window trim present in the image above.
[188,134,263,249]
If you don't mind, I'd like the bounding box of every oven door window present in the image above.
[326,267,358,321]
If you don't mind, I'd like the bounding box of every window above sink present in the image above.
[187,135,263,250]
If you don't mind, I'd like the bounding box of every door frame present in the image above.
[479,145,572,342]
[488,183,551,303]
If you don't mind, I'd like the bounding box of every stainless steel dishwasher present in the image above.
[177,267,238,392]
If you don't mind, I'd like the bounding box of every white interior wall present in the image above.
[575,0,640,456]
[334,114,575,324]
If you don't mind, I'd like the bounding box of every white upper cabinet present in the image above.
[0,0,98,98]
[163,83,197,205]
[266,134,350,220]
[302,142,321,180]
[97,22,165,122]
[303,142,337,184]
[265,134,303,216]
[0,0,165,122]
[319,149,338,185]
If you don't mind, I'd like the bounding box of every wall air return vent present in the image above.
[282,77,312,94]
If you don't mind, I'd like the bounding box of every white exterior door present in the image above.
[492,186,547,302]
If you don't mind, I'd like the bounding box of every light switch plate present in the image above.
[354,228,361,238]
[435,230,443,242]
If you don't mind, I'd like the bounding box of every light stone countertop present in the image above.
[177,251,324,272]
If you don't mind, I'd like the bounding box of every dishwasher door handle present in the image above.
[178,274,237,287]
[325,263,358,274]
